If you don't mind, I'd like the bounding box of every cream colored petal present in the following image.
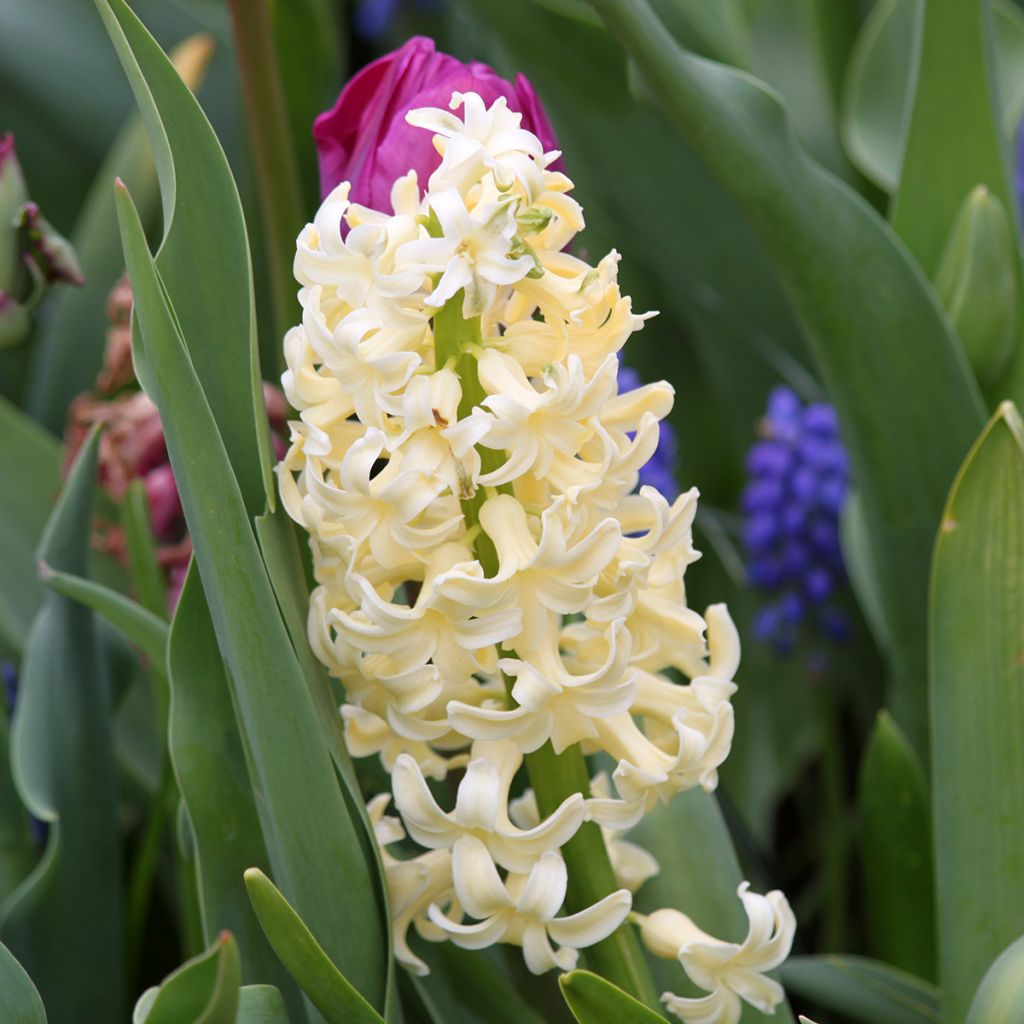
[515,851,568,922]
[451,835,514,919]
[546,889,632,949]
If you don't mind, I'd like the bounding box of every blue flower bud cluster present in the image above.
[742,386,850,654]
[617,363,680,501]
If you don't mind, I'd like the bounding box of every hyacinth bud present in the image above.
[0,133,28,287]
[934,185,1017,389]
[0,134,29,346]
[0,132,83,348]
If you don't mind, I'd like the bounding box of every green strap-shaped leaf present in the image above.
[0,395,60,661]
[94,0,271,516]
[890,0,1018,274]
[24,32,213,434]
[589,0,985,757]
[244,868,385,1024]
[929,402,1024,1022]
[780,956,940,1024]
[858,711,936,981]
[167,566,300,1017]
[39,565,168,669]
[934,185,1018,389]
[840,0,1024,194]
[114,182,386,1008]
[135,931,241,1024]
[0,941,46,1024]
[966,934,1024,1024]
[560,970,667,1024]
[629,789,794,1023]
[839,0,915,193]
[254,507,403,1021]
[0,430,125,1023]
[238,986,291,1024]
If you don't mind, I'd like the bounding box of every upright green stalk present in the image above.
[815,680,848,953]
[226,0,305,364]
[433,293,663,1013]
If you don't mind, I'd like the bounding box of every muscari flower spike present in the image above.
[282,76,794,1022]
[741,386,850,656]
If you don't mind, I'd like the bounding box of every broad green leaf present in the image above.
[95,0,271,516]
[559,970,667,1024]
[114,183,386,1008]
[244,868,385,1024]
[590,0,986,757]
[934,186,1018,389]
[781,956,940,1024]
[841,0,1024,194]
[630,789,794,1023]
[966,934,1024,1023]
[929,402,1024,1022]
[0,395,60,660]
[891,0,1018,283]
[804,0,861,108]
[254,505,397,1020]
[168,565,301,1018]
[0,430,125,1023]
[136,931,240,1024]
[656,0,752,67]
[839,0,917,192]
[238,986,291,1024]
[0,941,46,1024]
[858,711,936,981]
[24,32,213,434]
[40,565,168,669]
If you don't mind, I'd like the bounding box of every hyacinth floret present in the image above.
[280,87,794,1021]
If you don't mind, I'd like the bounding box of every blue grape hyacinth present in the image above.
[742,386,850,654]
[618,363,680,500]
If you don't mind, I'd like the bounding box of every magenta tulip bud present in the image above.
[313,36,560,211]
[143,463,183,540]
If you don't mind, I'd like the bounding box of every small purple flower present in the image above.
[742,386,850,654]
[618,363,680,500]
[354,0,444,40]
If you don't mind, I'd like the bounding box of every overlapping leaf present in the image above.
[929,402,1024,1022]
[0,430,124,1023]
[114,179,385,1010]
[0,396,60,661]
[590,0,985,757]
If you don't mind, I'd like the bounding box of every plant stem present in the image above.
[528,743,663,1011]
[125,764,177,982]
[433,293,663,1012]
[225,0,304,372]
[816,677,848,952]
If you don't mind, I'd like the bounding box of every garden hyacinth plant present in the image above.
[1,1,1024,1024]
